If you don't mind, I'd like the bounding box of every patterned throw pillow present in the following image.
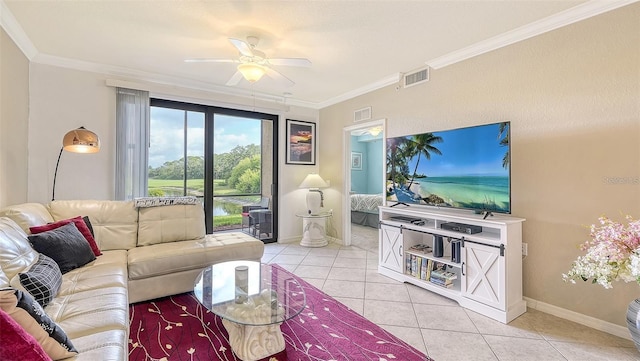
[18,253,62,308]
[0,288,77,360]
[28,222,96,274]
[30,215,102,256]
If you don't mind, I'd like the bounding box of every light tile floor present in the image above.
[262,224,640,361]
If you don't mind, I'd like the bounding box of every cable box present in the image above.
[441,222,482,234]
[389,216,425,225]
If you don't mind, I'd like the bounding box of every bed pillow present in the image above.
[0,288,77,360]
[30,216,101,256]
[0,307,51,361]
[28,223,96,274]
[18,254,62,308]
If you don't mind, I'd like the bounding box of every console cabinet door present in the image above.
[379,225,404,273]
[462,241,505,310]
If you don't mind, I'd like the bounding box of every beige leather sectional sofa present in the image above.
[0,200,265,360]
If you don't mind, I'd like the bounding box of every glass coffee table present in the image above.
[194,261,306,361]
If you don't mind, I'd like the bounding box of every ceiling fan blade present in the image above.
[267,58,312,67]
[265,67,294,87]
[229,38,254,57]
[184,58,237,63]
[226,70,244,86]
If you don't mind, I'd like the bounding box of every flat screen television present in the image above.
[386,121,510,214]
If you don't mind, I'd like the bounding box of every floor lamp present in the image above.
[52,126,101,201]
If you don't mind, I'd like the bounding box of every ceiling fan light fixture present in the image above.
[238,63,266,83]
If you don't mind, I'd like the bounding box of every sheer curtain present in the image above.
[115,88,149,200]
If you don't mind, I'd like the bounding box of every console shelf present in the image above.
[378,205,526,324]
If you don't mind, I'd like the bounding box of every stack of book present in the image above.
[429,267,458,288]
[408,244,432,254]
[406,254,433,281]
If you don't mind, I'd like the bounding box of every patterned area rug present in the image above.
[129,264,431,361]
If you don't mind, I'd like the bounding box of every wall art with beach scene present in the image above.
[286,119,316,165]
[386,121,511,213]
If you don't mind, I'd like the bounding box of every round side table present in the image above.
[296,211,332,247]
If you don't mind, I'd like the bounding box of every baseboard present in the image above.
[524,296,631,340]
[275,236,300,244]
[275,236,344,246]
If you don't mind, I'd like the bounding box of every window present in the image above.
[148,99,278,240]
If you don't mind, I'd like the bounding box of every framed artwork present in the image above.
[286,119,316,165]
[351,152,363,170]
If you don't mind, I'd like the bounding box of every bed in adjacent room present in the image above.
[350,193,383,228]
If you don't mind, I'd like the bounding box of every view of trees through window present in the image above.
[148,105,265,231]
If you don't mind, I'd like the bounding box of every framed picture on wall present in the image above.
[286,119,316,165]
[351,152,363,170]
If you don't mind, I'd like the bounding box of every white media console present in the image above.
[378,205,526,323]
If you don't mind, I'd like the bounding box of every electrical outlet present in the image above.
[522,243,528,256]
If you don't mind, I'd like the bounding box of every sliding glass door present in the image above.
[148,99,278,242]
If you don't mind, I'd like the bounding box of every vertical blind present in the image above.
[115,87,149,200]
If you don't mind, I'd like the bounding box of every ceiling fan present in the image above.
[185,36,311,87]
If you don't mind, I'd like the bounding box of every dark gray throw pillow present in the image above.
[28,222,96,274]
[18,253,62,308]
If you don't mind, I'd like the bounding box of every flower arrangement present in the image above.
[563,215,640,289]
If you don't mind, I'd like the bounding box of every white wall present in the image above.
[0,28,29,207]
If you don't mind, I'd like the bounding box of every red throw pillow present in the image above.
[30,216,102,256]
[0,307,51,361]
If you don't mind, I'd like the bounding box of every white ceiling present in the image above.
[2,0,634,108]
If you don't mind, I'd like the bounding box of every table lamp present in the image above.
[299,173,328,215]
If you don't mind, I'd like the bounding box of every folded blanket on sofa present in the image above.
[133,196,199,208]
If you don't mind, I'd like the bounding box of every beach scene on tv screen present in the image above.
[386,122,510,213]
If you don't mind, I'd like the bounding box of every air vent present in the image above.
[401,67,429,88]
[354,107,372,122]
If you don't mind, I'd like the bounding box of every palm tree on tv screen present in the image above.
[406,133,443,189]
[498,122,510,169]
[386,137,411,196]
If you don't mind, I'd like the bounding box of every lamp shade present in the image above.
[62,127,100,153]
[299,174,328,189]
[238,63,266,83]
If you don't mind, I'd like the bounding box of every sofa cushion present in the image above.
[45,286,129,340]
[0,307,51,361]
[70,329,127,361]
[0,203,54,233]
[127,232,264,280]
[0,288,77,360]
[18,254,62,308]
[28,223,96,274]
[137,204,205,246]
[48,200,138,251]
[57,250,127,297]
[0,217,39,281]
[30,216,102,256]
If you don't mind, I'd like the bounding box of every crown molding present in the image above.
[0,0,37,59]
[427,0,639,70]
[32,53,319,109]
[317,74,400,109]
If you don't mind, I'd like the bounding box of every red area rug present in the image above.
[129,264,431,361]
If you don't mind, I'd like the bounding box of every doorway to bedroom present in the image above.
[343,119,385,249]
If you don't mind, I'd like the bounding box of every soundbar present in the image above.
[441,222,482,234]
